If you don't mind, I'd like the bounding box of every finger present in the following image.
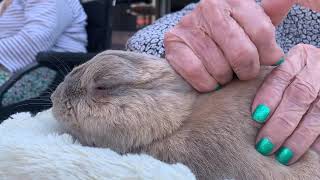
[228,0,285,66]
[261,0,295,26]
[255,45,320,157]
[252,44,307,124]
[256,65,320,157]
[173,14,233,85]
[197,0,260,80]
[164,31,219,92]
[280,97,320,165]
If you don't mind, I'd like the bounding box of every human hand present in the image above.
[164,0,285,92]
[252,44,320,165]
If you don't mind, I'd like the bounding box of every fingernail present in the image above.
[256,137,274,156]
[252,104,270,123]
[214,84,222,91]
[272,57,285,66]
[276,146,294,165]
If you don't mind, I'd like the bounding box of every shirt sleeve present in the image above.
[0,0,73,72]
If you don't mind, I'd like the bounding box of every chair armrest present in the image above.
[0,62,40,106]
[36,52,97,71]
[0,62,63,120]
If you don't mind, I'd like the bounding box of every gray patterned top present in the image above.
[126,3,320,57]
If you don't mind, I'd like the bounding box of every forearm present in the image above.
[0,30,53,72]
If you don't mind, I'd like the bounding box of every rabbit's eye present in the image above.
[90,82,121,99]
[95,86,107,91]
[93,83,118,92]
[92,84,111,95]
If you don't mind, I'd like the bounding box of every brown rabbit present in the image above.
[51,50,320,180]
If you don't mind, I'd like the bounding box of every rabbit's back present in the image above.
[143,67,320,180]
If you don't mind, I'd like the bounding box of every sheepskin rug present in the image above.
[0,109,196,180]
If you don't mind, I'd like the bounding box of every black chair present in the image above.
[0,0,114,121]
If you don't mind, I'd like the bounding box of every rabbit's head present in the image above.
[51,50,197,153]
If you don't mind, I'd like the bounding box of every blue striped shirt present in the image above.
[0,0,87,72]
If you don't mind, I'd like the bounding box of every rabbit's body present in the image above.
[52,50,320,180]
[140,72,320,180]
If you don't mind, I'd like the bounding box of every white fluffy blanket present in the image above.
[0,109,196,180]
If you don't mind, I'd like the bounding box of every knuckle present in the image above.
[276,116,297,134]
[231,48,251,66]
[183,61,203,77]
[232,45,258,64]
[253,22,275,39]
[292,43,311,54]
[290,79,318,102]
[179,13,195,26]
[295,43,309,50]
[295,43,319,57]
[230,46,259,78]
[164,31,177,44]
[297,126,319,139]
[164,32,171,44]
[272,68,294,82]
[291,44,320,67]
[212,69,233,84]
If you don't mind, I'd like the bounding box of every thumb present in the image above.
[261,0,295,26]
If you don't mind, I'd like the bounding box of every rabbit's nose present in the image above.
[51,83,63,102]
[50,90,56,102]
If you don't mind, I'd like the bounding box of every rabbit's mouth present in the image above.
[51,82,77,124]
[52,98,72,123]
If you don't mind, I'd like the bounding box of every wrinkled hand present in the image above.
[164,0,284,92]
[164,0,320,166]
[252,44,320,165]
[252,0,320,166]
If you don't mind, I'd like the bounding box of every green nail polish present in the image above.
[276,147,294,165]
[256,137,274,156]
[252,104,270,123]
[273,57,285,66]
[214,84,222,91]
